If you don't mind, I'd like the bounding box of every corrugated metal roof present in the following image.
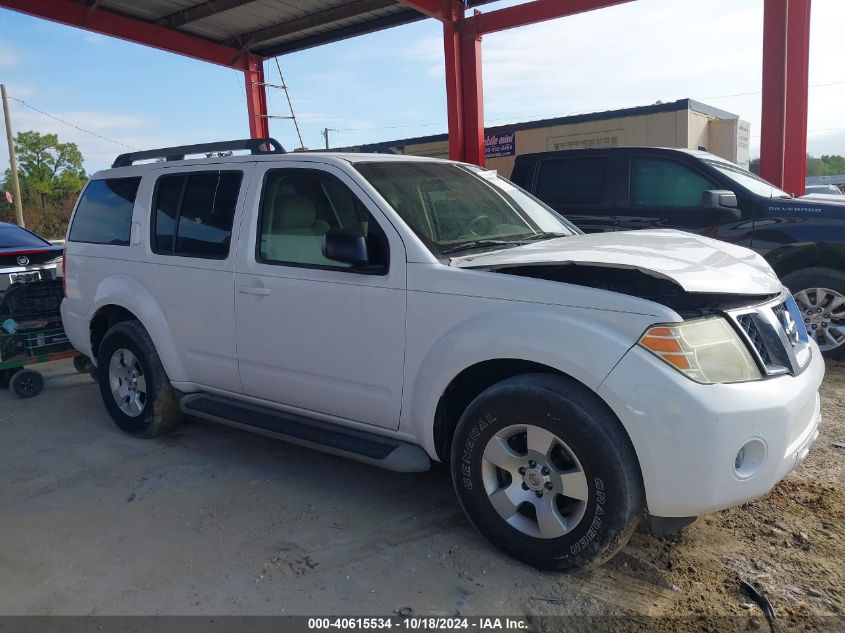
[89,0,480,57]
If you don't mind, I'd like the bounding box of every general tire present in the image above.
[450,373,643,571]
[97,320,182,437]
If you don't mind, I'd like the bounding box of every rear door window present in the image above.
[152,171,243,259]
[535,157,609,206]
[630,158,715,207]
[68,178,141,245]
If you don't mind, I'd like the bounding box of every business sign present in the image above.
[485,131,515,159]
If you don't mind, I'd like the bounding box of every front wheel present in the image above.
[97,320,182,438]
[782,267,845,359]
[451,373,643,571]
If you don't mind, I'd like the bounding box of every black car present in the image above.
[511,147,845,358]
[0,222,64,296]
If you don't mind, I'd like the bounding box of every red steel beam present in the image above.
[760,0,811,196]
[0,0,251,69]
[461,24,485,166]
[760,0,788,189]
[397,0,446,20]
[245,54,271,139]
[0,0,269,138]
[783,0,811,196]
[464,0,635,35]
[442,2,465,161]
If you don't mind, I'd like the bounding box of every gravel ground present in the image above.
[0,359,843,629]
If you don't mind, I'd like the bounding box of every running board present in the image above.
[179,394,431,473]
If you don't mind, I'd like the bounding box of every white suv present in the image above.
[61,139,823,571]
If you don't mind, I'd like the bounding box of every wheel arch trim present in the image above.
[87,275,186,381]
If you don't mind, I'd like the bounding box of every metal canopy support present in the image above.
[401,0,639,166]
[0,0,270,140]
[245,54,270,139]
[760,0,811,196]
[1,0,249,68]
[442,3,465,162]
[460,22,484,166]
[0,0,814,175]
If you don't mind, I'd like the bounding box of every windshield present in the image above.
[355,161,576,257]
[0,225,51,249]
[705,159,791,199]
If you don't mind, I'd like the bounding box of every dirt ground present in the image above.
[0,359,843,628]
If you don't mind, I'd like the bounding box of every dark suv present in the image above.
[511,147,845,358]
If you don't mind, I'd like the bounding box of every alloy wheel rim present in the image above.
[793,287,845,352]
[481,424,589,539]
[108,348,147,417]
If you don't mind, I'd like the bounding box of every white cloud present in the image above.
[1,105,161,173]
[0,42,18,68]
[400,0,844,158]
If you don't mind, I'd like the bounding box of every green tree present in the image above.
[747,154,845,178]
[4,131,87,209]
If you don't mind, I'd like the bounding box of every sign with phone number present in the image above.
[485,132,515,159]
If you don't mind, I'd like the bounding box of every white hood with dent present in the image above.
[450,229,782,295]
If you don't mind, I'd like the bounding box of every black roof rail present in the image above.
[112,138,285,168]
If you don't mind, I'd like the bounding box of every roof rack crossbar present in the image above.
[112,138,285,168]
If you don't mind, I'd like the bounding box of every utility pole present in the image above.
[322,127,338,150]
[1,84,24,227]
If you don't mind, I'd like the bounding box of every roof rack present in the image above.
[112,138,285,168]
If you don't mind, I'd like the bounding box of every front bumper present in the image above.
[597,341,824,517]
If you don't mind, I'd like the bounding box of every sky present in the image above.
[0,0,843,174]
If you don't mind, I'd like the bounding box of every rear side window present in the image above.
[630,158,715,207]
[535,157,608,206]
[152,171,242,259]
[68,178,141,245]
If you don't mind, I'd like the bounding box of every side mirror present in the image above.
[322,229,369,266]
[702,189,738,210]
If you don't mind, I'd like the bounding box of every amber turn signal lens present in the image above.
[638,319,762,384]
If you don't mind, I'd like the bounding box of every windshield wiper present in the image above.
[441,239,518,255]
[515,231,569,243]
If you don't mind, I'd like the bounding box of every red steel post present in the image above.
[443,2,465,161]
[783,0,811,196]
[245,54,271,139]
[460,23,485,167]
[760,0,811,195]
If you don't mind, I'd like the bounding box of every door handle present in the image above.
[238,285,271,296]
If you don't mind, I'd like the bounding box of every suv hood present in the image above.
[450,229,781,295]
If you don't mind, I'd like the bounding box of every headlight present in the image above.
[638,317,762,384]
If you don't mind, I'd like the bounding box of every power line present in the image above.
[7,96,139,150]
[698,80,845,101]
[334,80,845,140]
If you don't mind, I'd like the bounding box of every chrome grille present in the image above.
[737,314,772,366]
[728,293,811,377]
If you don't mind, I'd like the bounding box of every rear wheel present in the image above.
[97,320,182,437]
[782,267,845,359]
[450,373,643,571]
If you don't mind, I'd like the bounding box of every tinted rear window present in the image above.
[535,157,608,206]
[0,225,51,249]
[152,171,242,259]
[68,178,141,245]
